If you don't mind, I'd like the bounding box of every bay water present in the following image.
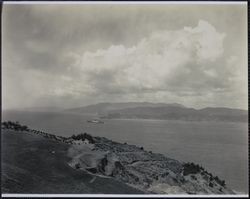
[2,110,248,193]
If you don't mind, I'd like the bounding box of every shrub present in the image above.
[2,121,29,132]
[183,162,202,176]
[75,163,80,169]
[20,125,28,131]
[71,132,95,143]
[214,176,226,187]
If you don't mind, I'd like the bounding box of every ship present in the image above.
[87,119,104,124]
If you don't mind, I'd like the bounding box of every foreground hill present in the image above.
[2,121,234,194]
[1,129,143,194]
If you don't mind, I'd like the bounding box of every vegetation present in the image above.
[1,121,97,145]
[71,133,95,144]
[214,176,226,187]
[183,162,226,187]
[183,162,204,175]
[2,121,29,131]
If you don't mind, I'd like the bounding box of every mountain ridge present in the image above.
[65,102,186,114]
[64,102,247,122]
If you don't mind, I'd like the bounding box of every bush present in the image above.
[183,162,203,176]
[20,125,28,131]
[71,132,95,143]
[183,162,226,187]
[2,121,29,132]
[214,176,226,187]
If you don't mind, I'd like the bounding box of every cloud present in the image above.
[65,20,226,97]
[2,5,247,109]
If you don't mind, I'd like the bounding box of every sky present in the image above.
[2,3,248,110]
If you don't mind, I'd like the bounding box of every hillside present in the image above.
[65,102,185,115]
[65,102,248,122]
[1,126,143,194]
[2,121,234,194]
[104,106,247,122]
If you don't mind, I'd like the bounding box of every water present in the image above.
[2,110,248,193]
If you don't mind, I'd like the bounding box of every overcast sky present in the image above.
[2,3,248,110]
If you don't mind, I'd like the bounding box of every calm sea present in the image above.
[2,110,248,193]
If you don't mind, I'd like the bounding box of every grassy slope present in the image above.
[1,130,143,194]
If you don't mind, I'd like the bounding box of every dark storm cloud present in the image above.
[2,3,247,109]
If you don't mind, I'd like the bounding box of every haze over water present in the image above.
[2,110,248,194]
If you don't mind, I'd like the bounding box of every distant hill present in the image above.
[104,106,248,122]
[65,102,248,122]
[6,106,63,112]
[65,102,185,115]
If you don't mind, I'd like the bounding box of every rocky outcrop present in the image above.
[68,134,234,194]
